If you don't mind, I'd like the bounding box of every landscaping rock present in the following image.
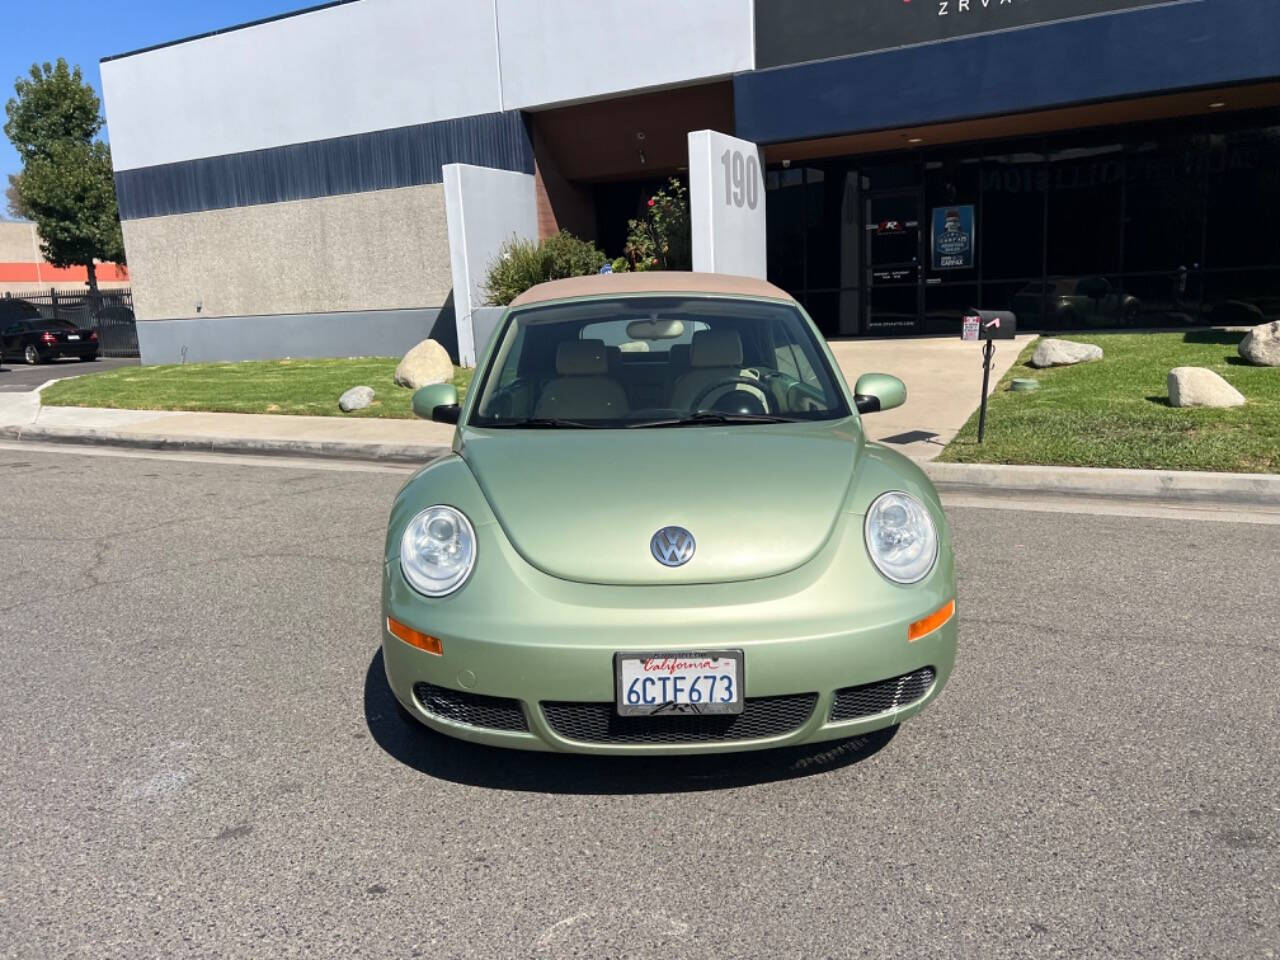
[1029,338,1104,368]
[1238,320,1280,367]
[394,339,454,389]
[338,385,375,412]
[1167,367,1245,408]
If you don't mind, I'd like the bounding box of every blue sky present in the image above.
[1,0,324,184]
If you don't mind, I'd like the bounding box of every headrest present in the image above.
[690,330,743,368]
[556,339,608,376]
[668,344,692,368]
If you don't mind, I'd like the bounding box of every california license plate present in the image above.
[614,651,744,716]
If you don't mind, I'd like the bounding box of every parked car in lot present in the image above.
[382,272,957,755]
[0,316,99,364]
[1011,276,1142,328]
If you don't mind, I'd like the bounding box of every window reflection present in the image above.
[764,109,1280,335]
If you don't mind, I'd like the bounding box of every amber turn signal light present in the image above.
[386,617,443,655]
[908,599,955,643]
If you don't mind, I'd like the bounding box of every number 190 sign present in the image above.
[721,149,760,210]
[689,130,767,278]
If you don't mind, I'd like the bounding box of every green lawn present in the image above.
[40,357,474,420]
[938,331,1280,473]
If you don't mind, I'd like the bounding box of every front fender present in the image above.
[383,455,497,564]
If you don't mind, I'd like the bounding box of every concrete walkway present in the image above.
[0,335,1031,463]
[0,393,455,462]
[829,333,1035,460]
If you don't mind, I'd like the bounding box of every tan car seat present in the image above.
[669,330,768,411]
[534,340,630,420]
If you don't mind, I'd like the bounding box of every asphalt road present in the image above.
[1,445,1276,959]
[0,356,137,392]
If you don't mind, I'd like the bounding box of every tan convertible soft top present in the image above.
[508,271,795,307]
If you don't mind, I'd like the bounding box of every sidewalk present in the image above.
[828,333,1035,460]
[0,391,454,463]
[0,335,1024,464]
[3,383,1278,505]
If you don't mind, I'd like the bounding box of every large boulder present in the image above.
[338,385,375,412]
[1168,367,1245,408]
[1029,338,1104,368]
[394,339,454,389]
[1238,320,1280,367]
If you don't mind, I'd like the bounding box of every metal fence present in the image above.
[1,287,139,358]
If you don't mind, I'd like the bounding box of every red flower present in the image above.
[647,198,656,207]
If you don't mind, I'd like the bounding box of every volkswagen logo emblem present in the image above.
[650,526,695,567]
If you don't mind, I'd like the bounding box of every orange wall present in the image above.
[0,261,130,284]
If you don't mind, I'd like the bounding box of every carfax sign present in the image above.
[930,205,975,271]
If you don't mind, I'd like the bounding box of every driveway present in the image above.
[0,355,138,392]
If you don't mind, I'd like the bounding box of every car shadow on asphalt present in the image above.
[363,649,896,794]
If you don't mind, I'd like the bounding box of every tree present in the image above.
[4,174,26,219]
[4,59,124,293]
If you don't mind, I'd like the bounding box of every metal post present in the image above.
[977,339,995,444]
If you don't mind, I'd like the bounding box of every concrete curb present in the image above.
[923,461,1280,505]
[0,423,449,465]
[4,420,1278,504]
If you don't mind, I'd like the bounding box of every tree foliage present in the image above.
[3,59,124,290]
[4,174,26,220]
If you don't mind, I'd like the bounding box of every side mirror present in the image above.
[412,383,460,424]
[853,373,906,414]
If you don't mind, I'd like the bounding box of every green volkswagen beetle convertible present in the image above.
[382,272,956,754]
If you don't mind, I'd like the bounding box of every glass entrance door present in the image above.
[864,190,923,334]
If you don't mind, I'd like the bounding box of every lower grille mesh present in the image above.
[412,682,528,732]
[541,694,818,745]
[829,667,936,722]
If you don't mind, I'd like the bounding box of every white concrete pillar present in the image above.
[687,129,767,278]
[442,163,538,365]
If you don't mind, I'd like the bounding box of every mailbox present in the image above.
[961,309,1016,341]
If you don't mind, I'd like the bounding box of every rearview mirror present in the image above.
[853,373,906,414]
[626,318,685,340]
[412,383,460,423]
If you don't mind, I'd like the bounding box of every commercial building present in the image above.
[0,221,129,295]
[100,0,1280,363]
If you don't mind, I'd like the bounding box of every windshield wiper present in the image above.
[627,412,799,429]
[494,417,605,429]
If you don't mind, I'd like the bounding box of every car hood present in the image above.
[459,418,863,585]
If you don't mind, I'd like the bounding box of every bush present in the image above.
[543,230,607,279]
[625,178,691,272]
[483,231,608,306]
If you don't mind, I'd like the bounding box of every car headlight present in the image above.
[400,505,476,597]
[864,491,938,584]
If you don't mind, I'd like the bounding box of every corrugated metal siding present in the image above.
[115,110,534,220]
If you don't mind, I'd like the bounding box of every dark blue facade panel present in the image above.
[115,110,535,220]
[735,0,1280,145]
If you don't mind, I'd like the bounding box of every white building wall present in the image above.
[100,0,504,171]
[688,130,768,279]
[443,163,538,366]
[495,0,755,110]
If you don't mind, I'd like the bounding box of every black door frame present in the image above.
[863,186,925,335]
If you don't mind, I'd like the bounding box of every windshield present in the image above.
[470,296,850,428]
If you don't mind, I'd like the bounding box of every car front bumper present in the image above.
[381,514,958,756]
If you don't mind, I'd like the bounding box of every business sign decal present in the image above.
[756,0,1175,68]
[931,205,975,270]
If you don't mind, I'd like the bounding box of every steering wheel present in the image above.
[490,377,534,417]
[690,376,774,413]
